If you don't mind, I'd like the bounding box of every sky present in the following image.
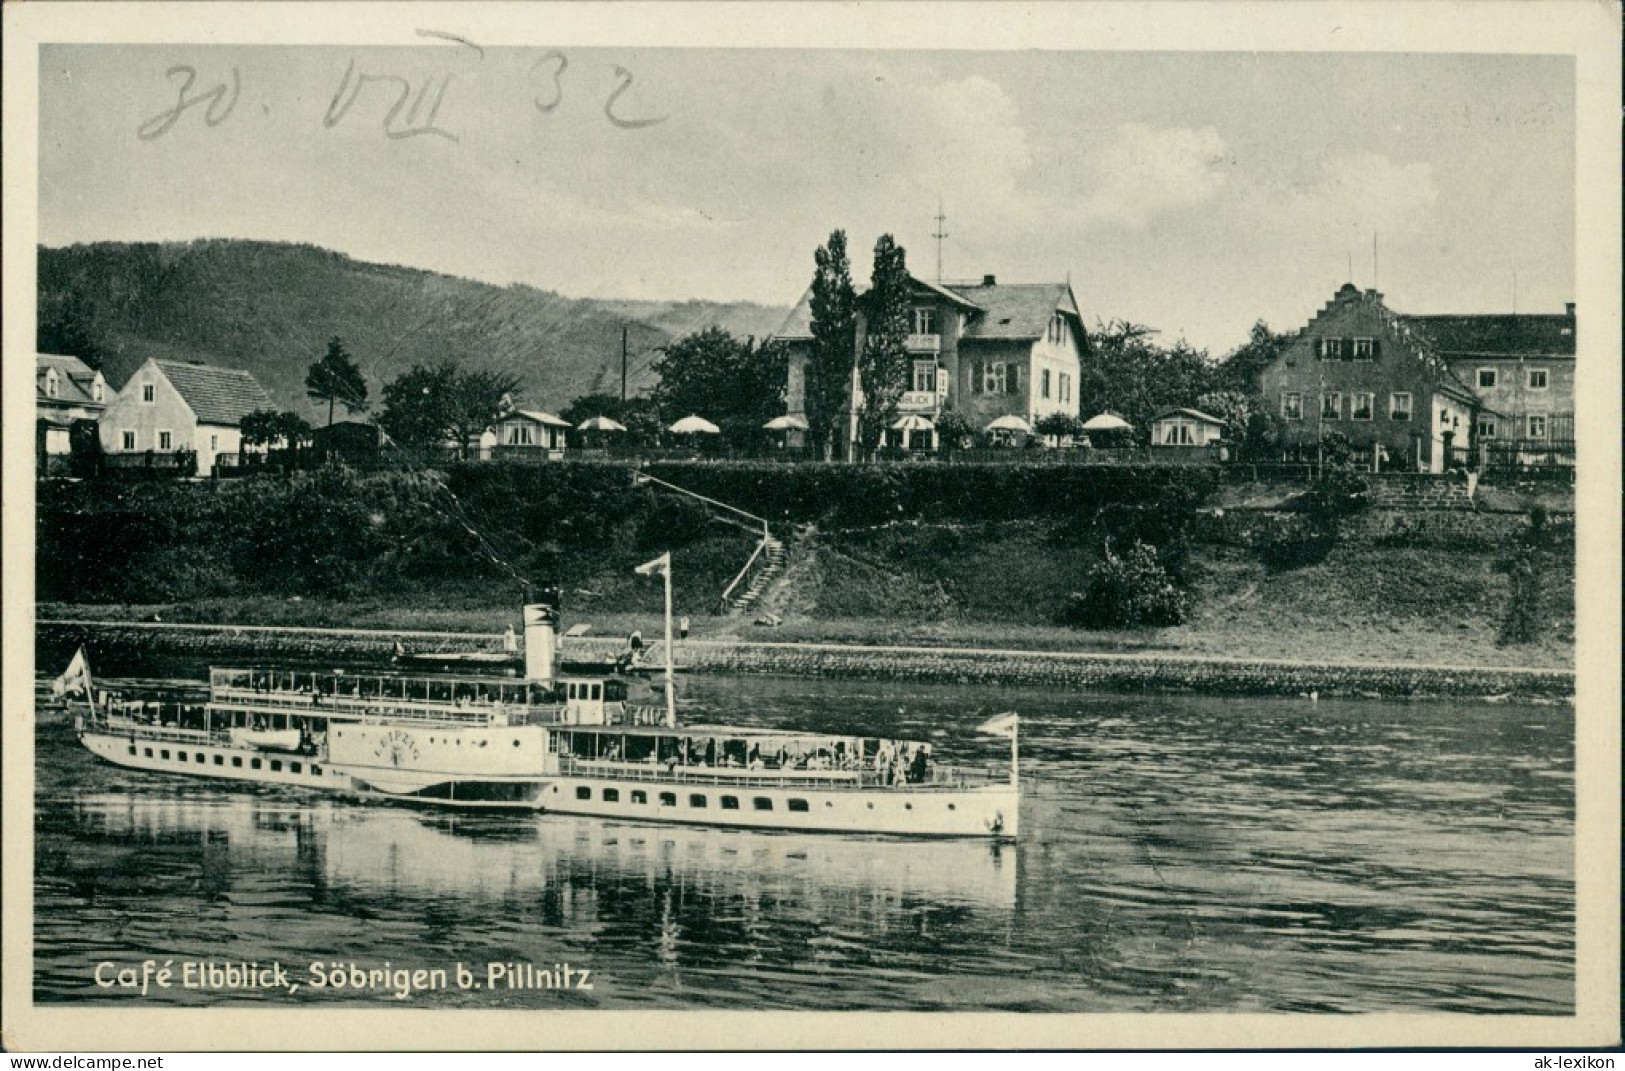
[38,44,1575,356]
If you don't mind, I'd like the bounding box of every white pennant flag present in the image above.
[976,712,1019,738]
[634,552,671,577]
[53,647,93,699]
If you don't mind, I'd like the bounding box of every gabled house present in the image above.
[775,272,1086,456]
[494,410,571,458]
[1150,407,1226,448]
[37,353,108,460]
[99,358,273,475]
[1407,305,1576,459]
[1257,284,1487,473]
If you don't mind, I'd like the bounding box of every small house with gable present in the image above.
[99,358,274,475]
[494,410,571,458]
[1149,407,1226,449]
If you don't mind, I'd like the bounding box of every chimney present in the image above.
[523,588,562,684]
[1565,302,1575,317]
[982,274,996,286]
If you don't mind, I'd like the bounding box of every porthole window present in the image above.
[144,748,153,758]
[195,753,205,763]
[290,762,302,774]
[270,760,283,772]
[632,790,648,804]
[231,756,242,768]
[752,797,773,811]
[576,786,592,800]
[251,758,262,770]
[720,796,740,810]
[128,745,137,756]
[659,792,677,807]
[787,799,810,813]
[947,803,956,810]
[214,755,224,766]
[603,788,620,803]
[689,794,708,808]
[160,750,170,760]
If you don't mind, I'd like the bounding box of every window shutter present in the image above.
[969,362,982,394]
[1371,338,1381,360]
[1340,338,1352,361]
[1006,364,1020,395]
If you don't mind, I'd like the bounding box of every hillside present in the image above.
[37,241,788,418]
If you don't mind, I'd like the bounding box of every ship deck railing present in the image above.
[207,685,573,727]
[556,756,1010,791]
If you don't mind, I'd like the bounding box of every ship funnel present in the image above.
[523,588,561,683]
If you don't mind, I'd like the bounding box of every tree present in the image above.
[1077,320,1220,437]
[1034,412,1084,446]
[935,407,979,451]
[241,409,313,451]
[807,230,858,459]
[306,337,369,426]
[1214,320,1290,396]
[857,234,911,452]
[652,327,787,449]
[380,362,519,458]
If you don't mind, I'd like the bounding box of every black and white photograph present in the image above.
[3,1,1618,1053]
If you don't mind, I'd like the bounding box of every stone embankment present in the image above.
[37,620,1573,703]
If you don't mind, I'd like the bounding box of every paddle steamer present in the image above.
[62,568,1020,838]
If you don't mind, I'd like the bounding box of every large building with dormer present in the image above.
[774,272,1086,456]
[1258,284,1576,473]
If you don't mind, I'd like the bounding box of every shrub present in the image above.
[1062,541,1189,628]
[1253,514,1337,572]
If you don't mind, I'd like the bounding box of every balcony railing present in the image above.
[906,333,941,352]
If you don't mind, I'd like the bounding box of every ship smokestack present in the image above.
[523,588,561,683]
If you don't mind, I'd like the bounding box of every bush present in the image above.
[1253,514,1337,572]
[1062,541,1189,628]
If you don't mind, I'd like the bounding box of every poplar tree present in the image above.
[857,234,911,452]
[806,230,857,460]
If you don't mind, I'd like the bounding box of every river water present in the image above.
[32,666,1573,1013]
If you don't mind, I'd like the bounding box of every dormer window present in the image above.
[43,369,59,397]
[92,376,106,403]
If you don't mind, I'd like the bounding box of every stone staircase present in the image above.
[1367,472,1478,511]
[724,534,786,615]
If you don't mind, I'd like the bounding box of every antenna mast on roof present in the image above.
[932,198,948,283]
[1373,232,1379,290]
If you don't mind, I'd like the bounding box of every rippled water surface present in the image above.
[34,669,1573,1012]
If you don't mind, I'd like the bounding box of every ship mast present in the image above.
[661,555,676,727]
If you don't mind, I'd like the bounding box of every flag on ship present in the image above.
[977,712,1019,737]
[635,552,671,577]
[52,647,93,699]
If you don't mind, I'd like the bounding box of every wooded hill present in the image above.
[37,240,790,418]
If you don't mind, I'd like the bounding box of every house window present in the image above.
[1040,368,1052,400]
[121,431,136,451]
[1476,416,1497,439]
[1527,369,1549,390]
[910,308,936,336]
[210,434,219,451]
[506,424,534,446]
[1527,415,1547,439]
[1281,392,1303,421]
[1352,338,1374,361]
[1059,373,1071,403]
[1161,420,1194,445]
[1351,393,1373,421]
[141,383,155,403]
[1321,392,1342,420]
[1477,368,1497,389]
[1319,338,1343,359]
[1389,393,1412,421]
[93,380,105,402]
[912,360,937,393]
[158,431,173,451]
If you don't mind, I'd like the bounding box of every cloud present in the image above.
[1076,123,1229,228]
[1268,152,1441,241]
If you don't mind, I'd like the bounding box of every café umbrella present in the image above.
[985,415,1032,433]
[669,415,722,435]
[763,414,810,432]
[1081,412,1132,432]
[890,414,935,432]
[576,415,628,432]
